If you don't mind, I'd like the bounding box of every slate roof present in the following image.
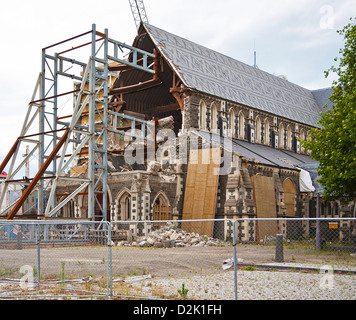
[312,87,334,112]
[143,23,328,128]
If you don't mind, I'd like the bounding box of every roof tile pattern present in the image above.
[144,24,324,127]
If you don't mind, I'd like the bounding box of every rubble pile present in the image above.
[116,223,229,248]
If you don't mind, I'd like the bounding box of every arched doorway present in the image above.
[152,192,171,228]
[284,179,296,217]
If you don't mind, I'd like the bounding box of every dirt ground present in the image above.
[1,244,355,281]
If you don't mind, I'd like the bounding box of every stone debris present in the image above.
[115,223,229,248]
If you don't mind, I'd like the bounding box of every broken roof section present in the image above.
[191,130,314,170]
[192,130,323,194]
[298,162,324,195]
[142,23,329,128]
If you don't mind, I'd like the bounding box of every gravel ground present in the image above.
[1,245,355,300]
[128,267,356,300]
[1,266,355,300]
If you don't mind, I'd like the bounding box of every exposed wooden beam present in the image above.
[170,72,186,111]
[109,79,162,95]
[151,103,180,115]
[108,64,135,72]
[170,88,186,111]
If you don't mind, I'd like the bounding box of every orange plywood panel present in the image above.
[182,148,220,236]
[251,175,278,240]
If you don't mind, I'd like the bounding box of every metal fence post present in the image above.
[233,219,238,300]
[36,223,41,289]
[107,222,113,299]
[275,234,284,262]
[17,231,23,250]
[316,196,322,251]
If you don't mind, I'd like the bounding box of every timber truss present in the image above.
[0,24,156,221]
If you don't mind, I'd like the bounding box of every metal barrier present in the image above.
[0,218,355,300]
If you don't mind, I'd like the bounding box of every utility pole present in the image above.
[22,145,30,179]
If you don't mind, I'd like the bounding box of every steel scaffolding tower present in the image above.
[129,0,149,30]
[0,24,156,221]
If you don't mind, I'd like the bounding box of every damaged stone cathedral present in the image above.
[55,23,354,241]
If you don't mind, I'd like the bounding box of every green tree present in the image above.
[302,18,356,203]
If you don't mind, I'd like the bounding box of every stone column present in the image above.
[182,95,200,133]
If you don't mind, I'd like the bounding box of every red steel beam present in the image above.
[30,89,80,105]
[57,37,105,56]
[5,176,56,183]
[42,30,93,51]
[0,139,19,175]
[7,128,70,220]
[19,128,68,140]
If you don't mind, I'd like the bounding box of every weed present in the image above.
[97,277,107,289]
[128,267,147,276]
[177,283,189,299]
[60,261,66,285]
[242,265,256,271]
[0,267,14,277]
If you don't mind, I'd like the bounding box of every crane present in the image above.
[129,0,149,30]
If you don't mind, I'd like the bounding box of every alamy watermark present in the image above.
[319,265,334,290]
[123,128,233,175]
[20,265,35,290]
[320,5,335,30]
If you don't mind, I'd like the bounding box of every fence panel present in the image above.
[232,218,356,300]
[0,221,39,297]
[0,221,112,299]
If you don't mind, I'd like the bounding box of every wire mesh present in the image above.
[0,218,355,300]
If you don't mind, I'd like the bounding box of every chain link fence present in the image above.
[0,218,355,300]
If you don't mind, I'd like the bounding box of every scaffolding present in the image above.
[129,0,149,30]
[0,24,157,221]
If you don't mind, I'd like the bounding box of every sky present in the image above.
[0,0,354,175]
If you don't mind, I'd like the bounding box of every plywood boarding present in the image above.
[182,148,220,237]
[251,175,278,241]
[283,179,296,217]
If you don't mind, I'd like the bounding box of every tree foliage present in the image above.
[302,18,356,203]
